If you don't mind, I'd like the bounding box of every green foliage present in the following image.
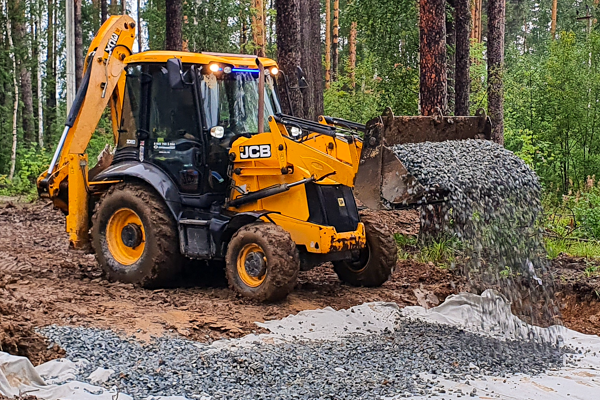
[553,178,600,239]
[394,233,462,268]
[0,147,51,196]
[545,237,600,259]
[324,56,385,123]
[334,0,419,118]
[469,40,488,114]
[143,0,251,52]
[505,32,600,194]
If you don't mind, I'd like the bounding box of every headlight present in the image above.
[209,63,220,72]
[210,126,225,139]
[290,127,302,137]
[271,67,279,75]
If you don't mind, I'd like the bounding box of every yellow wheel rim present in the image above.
[106,208,146,266]
[237,243,267,288]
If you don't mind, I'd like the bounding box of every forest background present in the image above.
[1,0,600,249]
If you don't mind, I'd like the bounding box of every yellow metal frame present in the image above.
[228,117,366,253]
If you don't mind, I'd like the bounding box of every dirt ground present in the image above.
[1,200,600,366]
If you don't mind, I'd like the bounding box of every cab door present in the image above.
[143,64,205,193]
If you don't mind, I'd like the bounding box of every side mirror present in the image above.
[167,58,184,89]
[296,66,309,90]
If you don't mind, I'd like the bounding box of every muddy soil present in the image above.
[552,254,600,335]
[0,201,459,364]
[2,201,600,365]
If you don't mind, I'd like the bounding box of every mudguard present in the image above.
[94,162,182,218]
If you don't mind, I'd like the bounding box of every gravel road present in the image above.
[41,320,565,400]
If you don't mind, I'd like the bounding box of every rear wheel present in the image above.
[225,223,299,302]
[91,182,183,287]
[333,214,397,287]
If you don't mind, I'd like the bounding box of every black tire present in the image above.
[91,182,183,288]
[225,223,300,302]
[333,214,397,287]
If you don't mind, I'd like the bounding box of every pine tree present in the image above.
[12,0,35,144]
[419,0,447,115]
[454,0,470,116]
[4,0,18,179]
[300,0,323,120]
[101,0,108,22]
[275,0,303,116]
[487,0,505,144]
[325,0,331,88]
[165,0,183,51]
[349,21,357,88]
[75,0,84,90]
[45,0,56,136]
[332,0,339,81]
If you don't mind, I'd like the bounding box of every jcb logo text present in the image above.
[104,32,120,53]
[240,145,271,159]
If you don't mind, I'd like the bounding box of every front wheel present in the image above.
[333,214,397,287]
[225,223,300,302]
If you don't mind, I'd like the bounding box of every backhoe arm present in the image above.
[37,15,136,248]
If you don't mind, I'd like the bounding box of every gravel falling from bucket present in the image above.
[393,139,559,331]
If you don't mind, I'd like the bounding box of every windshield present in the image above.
[201,71,281,135]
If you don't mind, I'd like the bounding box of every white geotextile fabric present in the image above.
[1,290,600,399]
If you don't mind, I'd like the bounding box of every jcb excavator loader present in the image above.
[38,16,491,301]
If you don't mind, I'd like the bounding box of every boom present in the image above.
[37,15,136,247]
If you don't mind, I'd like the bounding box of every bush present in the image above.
[556,176,600,240]
[0,147,51,197]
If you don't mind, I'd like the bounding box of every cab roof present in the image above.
[125,51,278,69]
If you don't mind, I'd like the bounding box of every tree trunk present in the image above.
[276,0,303,117]
[137,0,142,50]
[349,21,357,88]
[165,0,183,51]
[487,0,505,144]
[36,2,43,148]
[332,0,339,81]
[419,0,447,116]
[5,0,18,179]
[101,0,108,23]
[470,0,482,42]
[252,0,266,56]
[12,0,34,143]
[300,0,323,120]
[454,0,470,116]
[110,0,118,15]
[75,0,84,91]
[46,0,56,136]
[550,0,558,39]
[446,0,455,115]
[325,0,331,88]
[240,16,248,51]
[92,0,100,31]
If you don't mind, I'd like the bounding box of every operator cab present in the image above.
[116,54,282,204]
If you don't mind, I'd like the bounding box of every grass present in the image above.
[394,233,462,268]
[544,237,600,260]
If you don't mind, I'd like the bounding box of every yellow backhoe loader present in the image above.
[38,16,491,301]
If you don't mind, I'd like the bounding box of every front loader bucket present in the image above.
[355,108,492,210]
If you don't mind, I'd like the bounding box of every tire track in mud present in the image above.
[0,201,464,344]
[0,251,32,272]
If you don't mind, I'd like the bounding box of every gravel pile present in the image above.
[394,139,556,325]
[40,321,566,399]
